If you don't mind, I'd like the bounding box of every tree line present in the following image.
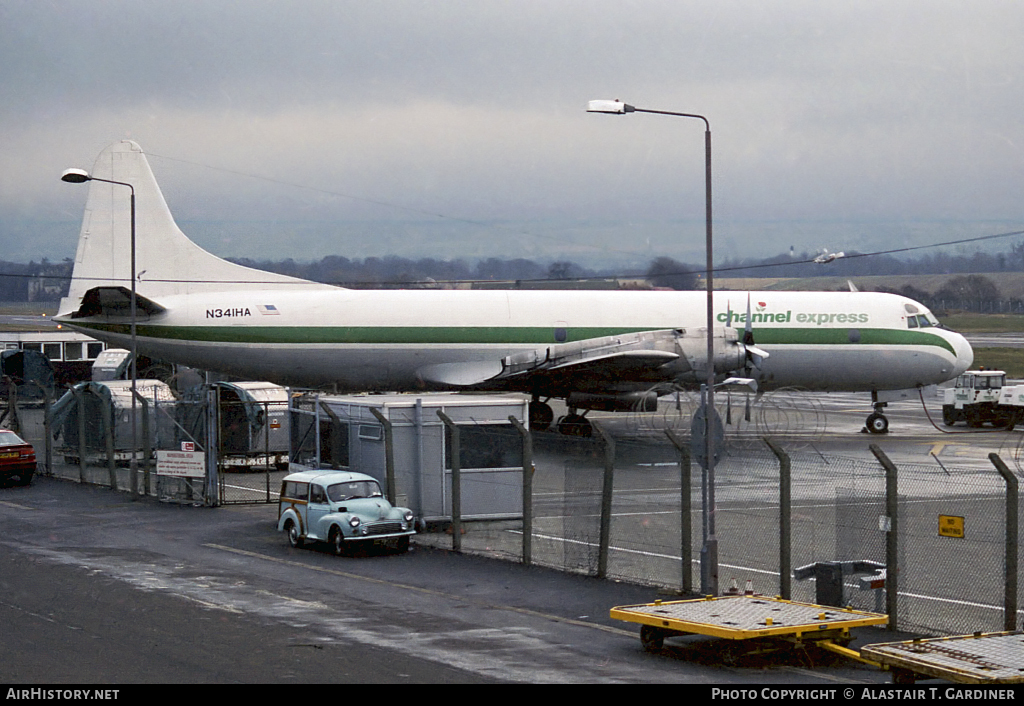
[4,240,1024,302]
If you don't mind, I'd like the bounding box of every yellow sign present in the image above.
[939,515,964,538]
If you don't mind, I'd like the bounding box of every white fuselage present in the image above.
[66,287,973,394]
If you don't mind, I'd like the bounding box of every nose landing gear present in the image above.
[864,401,889,434]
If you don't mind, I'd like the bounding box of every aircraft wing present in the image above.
[419,330,688,389]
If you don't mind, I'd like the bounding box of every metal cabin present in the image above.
[291,393,528,522]
[176,381,290,470]
[91,348,131,382]
[51,379,176,460]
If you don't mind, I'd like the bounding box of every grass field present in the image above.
[938,312,1024,332]
[935,313,1024,376]
[0,303,58,317]
[967,348,1024,378]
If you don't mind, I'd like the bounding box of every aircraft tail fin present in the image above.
[59,140,324,316]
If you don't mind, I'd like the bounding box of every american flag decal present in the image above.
[257,304,280,315]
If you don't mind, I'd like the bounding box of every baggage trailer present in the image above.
[611,594,887,657]
[861,631,1024,684]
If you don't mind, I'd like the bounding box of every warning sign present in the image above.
[938,515,964,538]
[157,450,205,478]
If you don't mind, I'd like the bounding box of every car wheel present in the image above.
[395,536,410,553]
[331,527,347,556]
[285,519,303,548]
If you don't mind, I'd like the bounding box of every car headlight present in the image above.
[348,516,360,528]
[403,510,414,523]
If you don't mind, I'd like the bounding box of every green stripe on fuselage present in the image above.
[750,327,956,354]
[68,322,957,355]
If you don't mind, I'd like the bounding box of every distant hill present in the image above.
[717,272,1024,300]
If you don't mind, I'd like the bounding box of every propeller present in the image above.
[743,293,770,372]
[742,294,769,424]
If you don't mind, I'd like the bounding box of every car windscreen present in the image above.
[327,480,383,502]
[0,430,26,446]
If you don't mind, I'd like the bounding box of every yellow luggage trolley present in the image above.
[861,631,1024,684]
[611,594,888,657]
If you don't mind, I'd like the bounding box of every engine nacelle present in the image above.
[666,327,748,383]
[492,326,758,389]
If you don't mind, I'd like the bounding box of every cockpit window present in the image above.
[906,314,936,329]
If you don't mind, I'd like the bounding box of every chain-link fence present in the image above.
[5,380,1021,638]
[10,381,289,506]
[411,419,1022,638]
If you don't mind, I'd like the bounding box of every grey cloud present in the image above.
[3,1,1024,266]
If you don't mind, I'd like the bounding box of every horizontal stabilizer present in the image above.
[66,286,167,319]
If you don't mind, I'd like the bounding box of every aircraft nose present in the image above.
[949,330,973,377]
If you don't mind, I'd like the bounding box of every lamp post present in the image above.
[61,168,139,496]
[587,99,720,594]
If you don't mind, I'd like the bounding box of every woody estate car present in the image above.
[278,470,416,553]
[0,430,36,486]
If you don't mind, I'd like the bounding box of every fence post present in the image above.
[205,386,219,507]
[988,453,1019,631]
[870,444,899,630]
[131,389,150,498]
[369,407,397,506]
[763,437,792,600]
[263,400,270,502]
[594,422,615,580]
[4,379,21,435]
[43,385,52,476]
[665,430,693,594]
[99,393,117,491]
[509,415,533,567]
[437,411,461,553]
[76,387,87,483]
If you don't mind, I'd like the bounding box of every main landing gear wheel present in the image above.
[557,413,593,437]
[865,412,889,434]
[529,400,554,431]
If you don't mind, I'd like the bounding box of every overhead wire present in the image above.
[8,224,1024,288]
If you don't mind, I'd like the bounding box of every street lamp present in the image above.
[587,99,720,595]
[61,168,140,497]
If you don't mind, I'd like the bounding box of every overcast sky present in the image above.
[3,1,1023,270]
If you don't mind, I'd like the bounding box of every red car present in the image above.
[0,430,35,486]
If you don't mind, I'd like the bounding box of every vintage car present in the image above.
[278,470,416,554]
[0,430,36,486]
